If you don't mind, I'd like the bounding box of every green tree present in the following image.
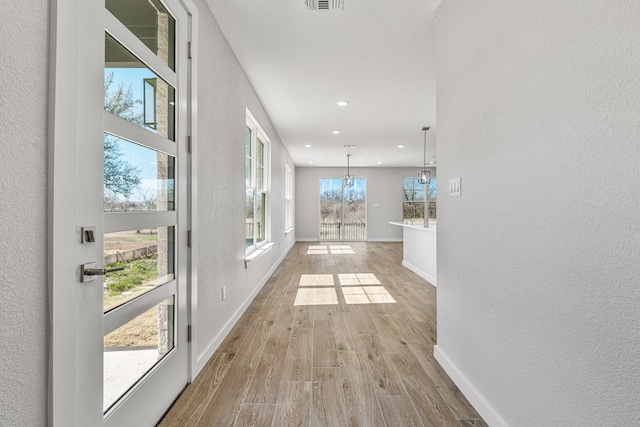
[103,72,142,198]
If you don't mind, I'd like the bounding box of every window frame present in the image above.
[285,163,293,233]
[402,176,437,226]
[402,177,426,225]
[245,109,270,253]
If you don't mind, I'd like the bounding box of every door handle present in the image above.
[81,263,125,282]
[84,267,125,276]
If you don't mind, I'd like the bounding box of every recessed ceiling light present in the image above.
[377,161,382,165]
[305,144,312,148]
[397,145,405,148]
[337,100,349,107]
[332,130,341,135]
[308,161,314,164]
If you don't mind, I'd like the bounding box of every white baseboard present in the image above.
[193,240,295,375]
[366,238,403,242]
[402,260,437,287]
[433,346,508,427]
[296,238,317,242]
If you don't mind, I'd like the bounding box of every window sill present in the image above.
[245,242,274,268]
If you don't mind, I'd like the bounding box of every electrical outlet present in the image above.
[222,286,227,301]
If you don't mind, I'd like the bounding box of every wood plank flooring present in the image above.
[159,242,487,427]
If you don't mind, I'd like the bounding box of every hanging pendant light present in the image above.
[344,154,354,188]
[418,126,432,184]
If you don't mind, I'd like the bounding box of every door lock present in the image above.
[81,263,125,282]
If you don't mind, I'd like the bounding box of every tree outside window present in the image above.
[403,177,437,225]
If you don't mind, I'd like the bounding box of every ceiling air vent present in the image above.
[305,0,344,11]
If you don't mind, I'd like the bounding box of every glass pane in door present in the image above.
[104,227,175,312]
[103,296,175,411]
[320,178,344,241]
[103,134,175,212]
[105,0,176,71]
[343,178,366,240]
[105,34,176,140]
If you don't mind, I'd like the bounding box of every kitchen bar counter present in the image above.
[389,222,437,286]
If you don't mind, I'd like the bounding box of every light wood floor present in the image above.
[159,242,487,427]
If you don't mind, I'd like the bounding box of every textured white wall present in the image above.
[0,0,49,425]
[194,1,296,371]
[295,167,435,241]
[435,1,640,425]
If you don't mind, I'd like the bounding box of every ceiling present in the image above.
[206,0,438,168]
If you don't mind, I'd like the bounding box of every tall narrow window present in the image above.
[402,177,425,225]
[427,178,437,224]
[285,164,293,232]
[402,177,437,226]
[245,109,270,251]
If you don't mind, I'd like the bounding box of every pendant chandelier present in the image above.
[344,154,354,188]
[418,126,433,184]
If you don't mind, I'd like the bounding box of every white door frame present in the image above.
[48,0,199,424]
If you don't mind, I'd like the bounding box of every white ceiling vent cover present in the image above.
[305,0,344,11]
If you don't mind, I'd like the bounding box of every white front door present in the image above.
[50,0,191,425]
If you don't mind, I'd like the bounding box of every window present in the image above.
[402,178,424,225]
[428,178,437,223]
[402,177,437,225]
[245,109,270,251]
[285,164,293,232]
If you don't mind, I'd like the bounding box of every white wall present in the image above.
[295,167,435,241]
[193,1,296,372]
[0,0,49,425]
[435,1,640,426]
[0,0,297,422]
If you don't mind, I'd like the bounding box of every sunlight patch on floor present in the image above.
[294,288,339,305]
[338,273,380,286]
[294,272,396,306]
[329,245,355,254]
[299,274,335,287]
[307,245,328,254]
[306,245,355,255]
[342,285,397,304]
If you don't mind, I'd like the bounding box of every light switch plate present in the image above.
[449,177,461,197]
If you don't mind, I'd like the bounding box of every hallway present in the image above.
[159,242,486,426]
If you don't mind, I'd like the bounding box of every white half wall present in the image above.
[435,1,640,426]
[400,225,437,286]
[295,167,435,241]
[0,0,49,425]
